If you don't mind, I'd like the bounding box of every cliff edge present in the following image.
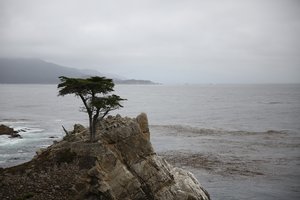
[0,113,210,200]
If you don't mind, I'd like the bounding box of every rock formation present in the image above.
[136,112,150,140]
[0,124,22,138]
[0,114,210,200]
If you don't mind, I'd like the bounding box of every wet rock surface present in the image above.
[0,114,210,200]
[0,124,22,138]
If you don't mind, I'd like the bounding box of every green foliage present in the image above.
[58,76,126,141]
[58,76,114,97]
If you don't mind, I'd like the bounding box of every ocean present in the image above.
[0,84,300,200]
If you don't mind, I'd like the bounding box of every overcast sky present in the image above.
[0,0,299,84]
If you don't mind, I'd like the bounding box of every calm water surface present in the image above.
[0,84,300,200]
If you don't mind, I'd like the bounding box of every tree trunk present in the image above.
[90,108,100,142]
[91,118,97,142]
[79,95,94,141]
[88,114,93,142]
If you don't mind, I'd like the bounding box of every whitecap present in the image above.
[0,137,23,146]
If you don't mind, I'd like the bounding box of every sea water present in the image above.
[0,84,300,199]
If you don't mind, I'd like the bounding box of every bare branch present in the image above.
[62,125,69,136]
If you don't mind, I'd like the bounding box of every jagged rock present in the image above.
[35,148,46,157]
[9,132,22,138]
[67,114,210,199]
[73,124,86,133]
[0,124,15,135]
[0,114,210,200]
[136,113,149,133]
[0,124,22,138]
[136,112,150,141]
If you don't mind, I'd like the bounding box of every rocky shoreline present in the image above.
[0,114,210,200]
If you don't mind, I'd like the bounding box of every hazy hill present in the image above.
[0,58,87,84]
[0,58,156,84]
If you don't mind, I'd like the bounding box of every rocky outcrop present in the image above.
[0,114,210,200]
[64,113,210,200]
[136,112,150,140]
[0,124,22,138]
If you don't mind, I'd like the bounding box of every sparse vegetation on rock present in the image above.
[58,76,126,141]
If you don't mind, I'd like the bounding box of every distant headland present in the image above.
[0,58,158,85]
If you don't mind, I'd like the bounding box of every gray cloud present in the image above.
[0,0,299,83]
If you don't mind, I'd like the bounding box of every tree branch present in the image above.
[62,125,69,136]
[100,108,112,120]
[79,94,91,116]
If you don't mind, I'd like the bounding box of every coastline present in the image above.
[1,84,299,199]
[0,114,211,200]
[2,124,299,199]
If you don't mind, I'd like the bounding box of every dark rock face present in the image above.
[0,124,22,138]
[0,114,210,200]
[0,124,15,135]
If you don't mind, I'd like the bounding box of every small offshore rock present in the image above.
[9,132,22,138]
[0,124,21,138]
[0,124,14,135]
[0,124,23,138]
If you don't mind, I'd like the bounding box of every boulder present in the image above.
[0,124,15,135]
[9,132,22,138]
[0,124,22,138]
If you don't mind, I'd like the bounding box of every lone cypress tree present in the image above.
[58,76,126,141]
